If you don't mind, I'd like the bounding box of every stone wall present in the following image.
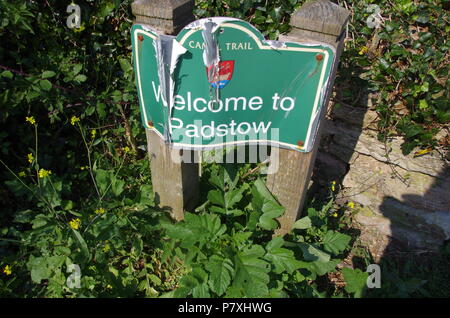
[313,98,449,259]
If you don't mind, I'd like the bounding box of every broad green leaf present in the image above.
[177,267,210,298]
[139,184,154,206]
[73,64,82,75]
[232,231,252,246]
[293,216,312,230]
[205,255,234,296]
[71,229,91,262]
[419,99,428,109]
[342,267,368,298]
[39,79,52,91]
[162,213,226,249]
[110,175,125,197]
[132,236,143,256]
[224,185,246,209]
[322,231,351,255]
[251,179,284,230]
[209,170,224,190]
[298,243,330,262]
[258,212,279,230]
[264,243,301,274]
[41,70,56,78]
[253,178,277,202]
[31,214,49,229]
[233,245,270,297]
[299,259,339,278]
[119,58,132,73]
[208,189,225,207]
[95,169,109,195]
[27,256,51,284]
[74,74,87,82]
[1,70,13,78]
[265,237,284,250]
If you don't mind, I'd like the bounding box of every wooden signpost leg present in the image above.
[266,0,350,236]
[132,0,198,221]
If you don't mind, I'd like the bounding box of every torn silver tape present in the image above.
[154,35,187,142]
[264,40,287,49]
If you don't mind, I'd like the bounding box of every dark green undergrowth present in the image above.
[0,0,448,297]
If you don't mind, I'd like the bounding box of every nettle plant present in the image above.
[159,164,363,298]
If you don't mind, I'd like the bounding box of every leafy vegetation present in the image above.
[0,0,448,298]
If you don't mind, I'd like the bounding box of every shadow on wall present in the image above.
[308,45,371,201]
[378,165,449,253]
[368,165,450,297]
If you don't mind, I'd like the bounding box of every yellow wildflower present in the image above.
[18,171,26,177]
[331,181,336,192]
[95,207,106,215]
[3,265,12,275]
[25,116,36,125]
[70,116,80,126]
[332,212,338,218]
[80,166,89,171]
[38,169,52,178]
[103,243,110,252]
[123,146,131,154]
[347,201,355,209]
[106,284,113,289]
[358,46,368,55]
[91,129,96,139]
[69,218,81,230]
[27,153,34,164]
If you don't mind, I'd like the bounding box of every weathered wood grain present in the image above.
[267,0,350,236]
[133,0,198,221]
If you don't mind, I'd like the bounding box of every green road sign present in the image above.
[131,18,334,152]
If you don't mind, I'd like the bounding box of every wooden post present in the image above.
[132,0,198,220]
[266,0,350,235]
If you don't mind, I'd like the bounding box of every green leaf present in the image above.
[110,175,125,197]
[251,178,285,230]
[224,185,246,209]
[299,259,339,278]
[41,70,56,78]
[298,243,330,262]
[1,70,13,79]
[342,268,368,298]
[73,64,82,75]
[31,214,49,229]
[205,255,234,296]
[258,206,283,230]
[138,184,154,206]
[132,236,143,256]
[162,213,226,249]
[233,245,270,297]
[253,178,277,202]
[74,74,87,82]
[119,58,132,73]
[293,216,312,230]
[71,229,91,262]
[264,239,301,274]
[177,267,210,298]
[322,231,352,255]
[419,99,428,109]
[27,256,51,284]
[95,169,109,195]
[208,189,225,207]
[39,79,52,91]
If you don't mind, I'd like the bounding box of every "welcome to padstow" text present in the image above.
[151,81,299,140]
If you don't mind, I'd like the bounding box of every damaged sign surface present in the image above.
[131,18,335,152]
